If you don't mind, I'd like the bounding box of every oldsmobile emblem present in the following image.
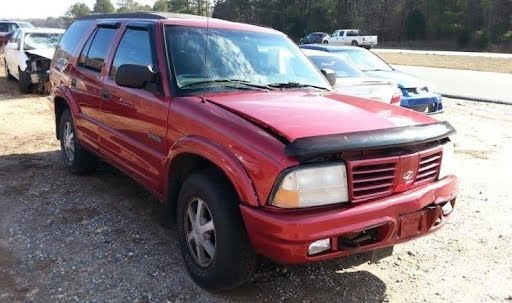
[403,170,415,181]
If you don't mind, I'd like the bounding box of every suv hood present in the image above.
[365,70,429,89]
[205,91,436,142]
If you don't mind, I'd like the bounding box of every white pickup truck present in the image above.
[322,29,378,49]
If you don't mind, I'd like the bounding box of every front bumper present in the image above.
[401,93,444,114]
[240,175,458,264]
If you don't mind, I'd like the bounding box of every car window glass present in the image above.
[0,24,7,32]
[110,29,152,78]
[79,27,116,73]
[78,33,94,66]
[7,23,18,32]
[339,31,345,36]
[309,55,365,78]
[55,20,94,62]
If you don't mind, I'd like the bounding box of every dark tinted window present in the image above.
[54,20,93,61]
[0,23,7,32]
[78,33,94,66]
[110,29,152,78]
[79,27,116,73]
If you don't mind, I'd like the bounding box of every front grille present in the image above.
[415,150,442,185]
[349,159,398,202]
[346,146,443,203]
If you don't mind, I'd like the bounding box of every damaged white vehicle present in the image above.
[4,27,64,93]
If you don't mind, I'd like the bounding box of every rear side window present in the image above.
[79,27,116,73]
[110,29,153,78]
[54,21,93,62]
[0,23,7,32]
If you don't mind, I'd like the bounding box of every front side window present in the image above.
[166,26,331,92]
[24,33,63,50]
[110,28,153,78]
[79,27,116,73]
[0,23,7,32]
[7,23,18,32]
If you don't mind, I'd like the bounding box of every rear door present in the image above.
[68,22,119,151]
[99,22,169,192]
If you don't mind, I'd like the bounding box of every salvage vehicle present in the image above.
[0,20,34,49]
[4,27,64,93]
[301,44,444,114]
[303,49,401,105]
[299,32,328,45]
[50,12,458,291]
[322,29,378,49]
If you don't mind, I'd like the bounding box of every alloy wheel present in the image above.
[63,122,75,162]
[185,197,216,267]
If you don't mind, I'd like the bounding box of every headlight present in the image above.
[271,164,349,208]
[439,142,455,179]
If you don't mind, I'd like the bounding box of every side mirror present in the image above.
[321,69,337,86]
[115,64,156,89]
[6,42,18,50]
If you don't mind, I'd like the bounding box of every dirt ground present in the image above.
[1,58,512,303]
[378,52,512,74]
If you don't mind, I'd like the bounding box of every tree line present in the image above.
[63,0,511,50]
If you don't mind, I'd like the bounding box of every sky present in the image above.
[2,0,157,19]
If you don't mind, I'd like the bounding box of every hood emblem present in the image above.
[403,170,415,181]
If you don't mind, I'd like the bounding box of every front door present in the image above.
[99,23,169,192]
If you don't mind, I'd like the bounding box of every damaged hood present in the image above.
[205,91,437,142]
[25,48,55,59]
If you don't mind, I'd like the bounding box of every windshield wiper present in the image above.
[267,82,330,91]
[181,79,273,90]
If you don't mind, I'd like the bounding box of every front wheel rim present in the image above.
[63,122,75,162]
[185,197,216,267]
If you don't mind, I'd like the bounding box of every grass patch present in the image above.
[378,53,512,74]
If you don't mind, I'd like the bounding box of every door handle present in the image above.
[101,89,111,101]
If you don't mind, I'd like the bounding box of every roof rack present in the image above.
[78,11,206,21]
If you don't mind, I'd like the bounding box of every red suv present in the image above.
[50,13,458,291]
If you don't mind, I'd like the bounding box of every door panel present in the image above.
[97,24,169,193]
[99,80,169,191]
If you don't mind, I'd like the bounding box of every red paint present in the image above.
[50,15,458,265]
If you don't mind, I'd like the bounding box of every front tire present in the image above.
[351,40,359,46]
[177,171,257,291]
[18,67,31,93]
[323,40,329,44]
[59,109,97,174]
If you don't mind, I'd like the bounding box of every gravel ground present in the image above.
[1,63,512,302]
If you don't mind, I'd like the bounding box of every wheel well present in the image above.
[166,153,238,223]
[54,97,69,140]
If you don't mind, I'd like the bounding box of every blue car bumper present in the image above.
[400,91,443,114]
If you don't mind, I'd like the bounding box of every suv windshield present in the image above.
[335,49,392,72]
[165,26,331,92]
[24,33,63,50]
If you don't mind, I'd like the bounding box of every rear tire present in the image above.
[59,109,97,174]
[323,40,329,44]
[364,45,372,50]
[18,67,31,93]
[177,170,257,291]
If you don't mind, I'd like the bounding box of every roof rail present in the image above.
[78,11,206,21]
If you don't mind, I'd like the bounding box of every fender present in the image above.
[165,135,260,207]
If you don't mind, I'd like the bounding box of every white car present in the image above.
[4,27,64,93]
[303,49,401,105]
[322,29,378,49]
